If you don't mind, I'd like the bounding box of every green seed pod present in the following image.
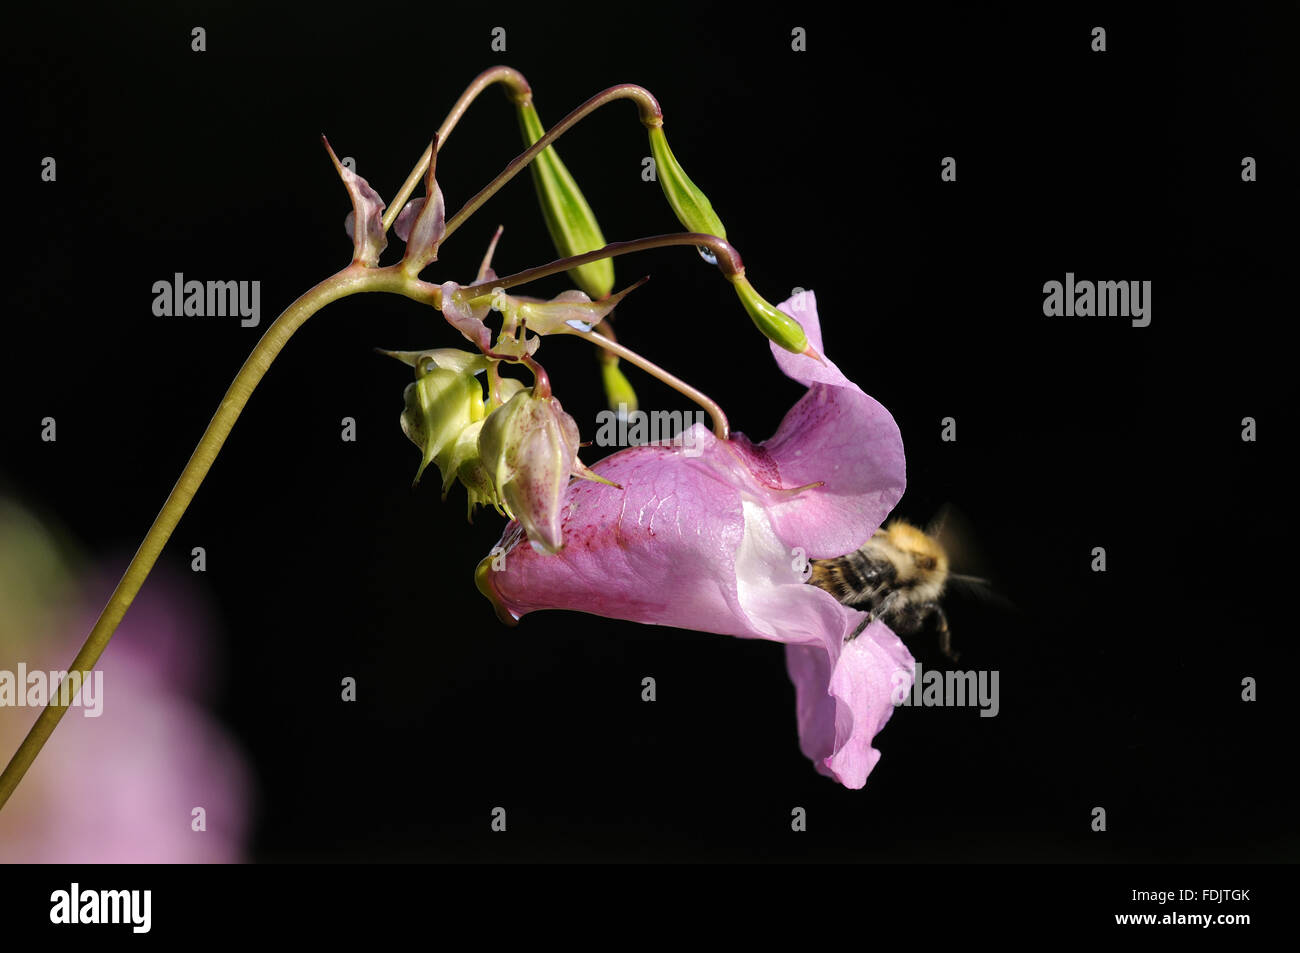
[730,274,809,354]
[518,101,614,300]
[647,125,727,241]
[600,361,639,415]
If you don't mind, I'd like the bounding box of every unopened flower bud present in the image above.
[477,389,615,554]
[454,371,533,515]
[394,351,488,487]
[442,420,502,516]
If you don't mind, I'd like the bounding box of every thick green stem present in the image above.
[0,265,440,811]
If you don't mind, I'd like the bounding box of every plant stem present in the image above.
[0,265,440,812]
[559,326,729,441]
[521,354,551,399]
[442,84,663,243]
[459,233,745,300]
[486,360,505,406]
[383,66,533,233]
[455,232,741,440]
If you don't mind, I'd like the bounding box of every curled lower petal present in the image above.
[786,620,915,788]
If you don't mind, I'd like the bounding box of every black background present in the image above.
[1,3,1296,863]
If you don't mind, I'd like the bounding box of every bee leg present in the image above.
[933,606,959,663]
[847,592,899,643]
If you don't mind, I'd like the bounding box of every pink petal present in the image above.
[486,437,748,631]
[760,291,906,558]
[786,620,915,788]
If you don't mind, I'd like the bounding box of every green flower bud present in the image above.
[518,101,614,300]
[729,274,809,354]
[442,420,503,518]
[477,390,572,554]
[390,349,504,507]
[400,364,486,486]
[647,125,727,241]
[477,389,614,554]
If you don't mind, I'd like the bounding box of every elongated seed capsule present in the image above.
[517,100,615,300]
[647,125,727,241]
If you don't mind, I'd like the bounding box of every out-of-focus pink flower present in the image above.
[0,544,253,862]
[478,291,914,787]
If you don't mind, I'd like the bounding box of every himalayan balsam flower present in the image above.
[478,291,914,787]
[0,549,253,862]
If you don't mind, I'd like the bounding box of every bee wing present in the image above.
[946,571,1018,612]
[928,504,1017,611]
[926,503,982,571]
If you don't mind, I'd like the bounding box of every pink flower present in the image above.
[0,554,254,862]
[478,291,914,787]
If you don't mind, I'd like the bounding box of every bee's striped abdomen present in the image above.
[808,548,895,610]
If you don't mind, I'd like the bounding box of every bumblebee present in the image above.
[809,518,978,661]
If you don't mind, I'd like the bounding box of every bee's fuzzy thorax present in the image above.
[808,516,963,659]
[883,520,950,574]
[864,520,949,603]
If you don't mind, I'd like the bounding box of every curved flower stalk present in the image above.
[478,293,913,787]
